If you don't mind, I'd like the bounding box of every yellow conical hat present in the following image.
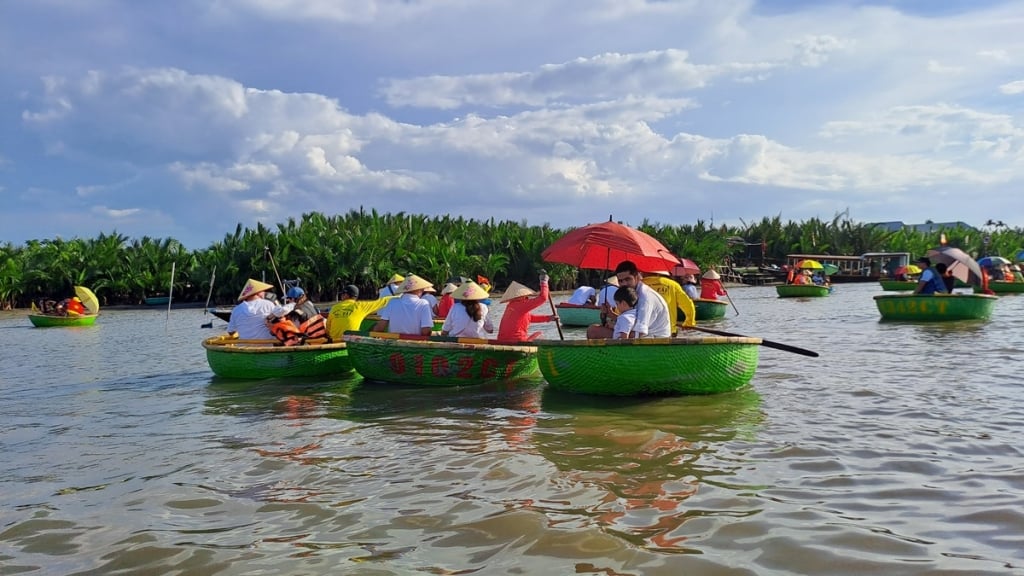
[388,273,405,284]
[238,278,274,301]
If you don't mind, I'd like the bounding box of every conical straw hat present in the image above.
[702,270,720,280]
[452,281,489,301]
[398,274,433,293]
[238,278,274,301]
[605,276,619,286]
[388,273,405,284]
[441,282,458,295]
[500,281,537,302]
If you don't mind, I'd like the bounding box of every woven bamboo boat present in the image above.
[873,293,998,321]
[202,335,352,379]
[358,315,445,332]
[555,303,601,327]
[694,298,728,320]
[775,284,831,298]
[535,336,761,396]
[975,281,1024,294]
[878,280,917,291]
[29,313,98,328]
[145,296,170,306]
[343,331,540,386]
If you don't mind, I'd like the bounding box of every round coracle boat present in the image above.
[29,313,98,328]
[974,281,1024,294]
[878,280,917,291]
[873,293,998,321]
[535,336,761,396]
[554,303,601,327]
[694,298,728,321]
[776,284,831,298]
[202,334,352,379]
[342,331,540,386]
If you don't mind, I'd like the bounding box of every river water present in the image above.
[1,283,1022,575]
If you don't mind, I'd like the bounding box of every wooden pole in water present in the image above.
[165,262,176,330]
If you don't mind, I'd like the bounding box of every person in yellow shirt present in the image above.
[325,285,393,340]
[641,271,696,332]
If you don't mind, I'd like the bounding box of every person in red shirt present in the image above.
[496,273,558,341]
[699,270,728,300]
[436,283,457,318]
[66,297,87,316]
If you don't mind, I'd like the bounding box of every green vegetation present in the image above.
[1,209,1021,309]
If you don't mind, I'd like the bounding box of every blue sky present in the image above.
[1,0,1021,249]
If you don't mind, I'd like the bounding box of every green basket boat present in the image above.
[878,280,917,291]
[873,293,998,321]
[343,331,540,386]
[359,315,445,332]
[29,313,98,328]
[145,296,171,306]
[202,335,352,379]
[555,303,601,327]
[694,298,728,321]
[535,336,761,396]
[974,281,1024,294]
[775,284,831,298]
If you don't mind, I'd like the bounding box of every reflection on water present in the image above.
[2,291,1024,574]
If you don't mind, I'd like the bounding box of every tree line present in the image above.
[1,208,1021,309]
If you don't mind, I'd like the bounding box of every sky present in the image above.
[1,0,1022,249]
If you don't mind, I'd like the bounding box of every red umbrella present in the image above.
[542,219,682,272]
[670,259,701,276]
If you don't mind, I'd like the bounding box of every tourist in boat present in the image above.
[642,270,696,331]
[588,261,671,339]
[266,303,304,346]
[436,283,458,318]
[65,296,87,316]
[912,257,947,295]
[791,269,812,285]
[700,270,729,300]
[496,273,558,341]
[285,286,319,321]
[1012,264,1024,282]
[595,275,619,328]
[325,285,392,340]
[227,278,276,339]
[441,281,494,338]
[679,273,700,300]
[935,263,956,293]
[566,284,597,306]
[371,274,435,336]
[420,284,439,315]
[377,273,405,298]
[611,286,639,339]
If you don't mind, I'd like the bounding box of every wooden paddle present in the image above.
[539,269,564,340]
[680,324,819,357]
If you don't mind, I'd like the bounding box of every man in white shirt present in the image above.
[227,278,276,339]
[372,274,435,336]
[613,260,672,338]
[566,285,597,305]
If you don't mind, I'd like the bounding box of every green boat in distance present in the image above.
[145,296,170,306]
[878,280,917,291]
[202,335,352,379]
[535,336,761,396]
[554,303,601,327]
[359,315,445,332]
[775,284,831,298]
[974,281,1024,294]
[343,331,539,386]
[29,314,98,328]
[694,298,728,321]
[873,293,997,321]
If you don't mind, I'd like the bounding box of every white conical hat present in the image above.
[397,274,433,293]
[238,278,274,301]
[702,270,720,280]
[441,282,458,295]
[451,281,489,301]
[500,281,537,302]
[605,276,619,286]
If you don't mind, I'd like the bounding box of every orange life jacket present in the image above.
[298,314,327,341]
[269,317,304,346]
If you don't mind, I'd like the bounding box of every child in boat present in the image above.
[612,286,638,339]
[266,303,304,346]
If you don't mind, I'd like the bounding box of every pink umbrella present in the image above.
[926,246,982,284]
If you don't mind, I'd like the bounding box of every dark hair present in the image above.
[614,260,639,275]
[613,286,638,308]
[343,284,359,298]
[462,300,484,322]
[935,263,947,273]
[917,257,931,267]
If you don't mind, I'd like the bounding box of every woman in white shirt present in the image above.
[441,281,494,338]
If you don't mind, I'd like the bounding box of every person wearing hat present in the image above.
[325,284,393,340]
[420,283,439,315]
[913,256,947,295]
[594,275,619,328]
[227,278,276,339]
[372,274,436,336]
[65,296,87,316]
[643,270,696,331]
[496,272,558,341]
[679,273,700,300]
[440,281,495,338]
[1011,264,1024,283]
[285,286,319,322]
[266,303,304,346]
[700,270,728,300]
[436,283,459,319]
[588,260,671,339]
[378,273,405,298]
